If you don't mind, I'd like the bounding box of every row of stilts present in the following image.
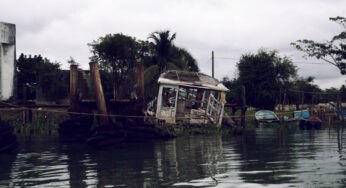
[59,62,169,148]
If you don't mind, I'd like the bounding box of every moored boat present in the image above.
[255,110,280,127]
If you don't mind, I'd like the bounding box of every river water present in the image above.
[0,126,345,187]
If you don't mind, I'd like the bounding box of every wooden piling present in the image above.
[212,51,214,78]
[89,62,109,126]
[136,59,144,114]
[70,65,78,112]
[22,108,26,125]
[328,116,332,128]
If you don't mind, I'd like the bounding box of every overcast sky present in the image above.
[1,0,345,89]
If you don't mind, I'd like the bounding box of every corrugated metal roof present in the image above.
[158,70,229,91]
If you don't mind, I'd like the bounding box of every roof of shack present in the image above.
[158,70,229,91]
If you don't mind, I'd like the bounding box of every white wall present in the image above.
[0,22,15,100]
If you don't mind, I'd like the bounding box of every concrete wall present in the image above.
[0,22,15,100]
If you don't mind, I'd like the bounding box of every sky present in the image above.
[1,0,345,89]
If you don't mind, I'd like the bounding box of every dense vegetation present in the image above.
[15,30,199,103]
[16,54,68,102]
[222,49,345,110]
[89,30,199,101]
[14,25,345,109]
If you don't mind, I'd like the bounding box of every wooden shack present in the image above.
[154,71,229,126]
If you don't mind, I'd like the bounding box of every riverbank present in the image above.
[0,107,344,137]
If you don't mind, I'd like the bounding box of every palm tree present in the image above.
[148,30,176,73]
[144,30,199,101]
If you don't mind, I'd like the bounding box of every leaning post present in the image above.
[136,59,145,114]
[69,64,78,112]
[89,62,109,126]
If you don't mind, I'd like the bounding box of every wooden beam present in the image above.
[136,59,144,114]
[89,62,109,126]
[69,64,78,111]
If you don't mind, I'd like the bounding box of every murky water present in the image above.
[1,126,346,187]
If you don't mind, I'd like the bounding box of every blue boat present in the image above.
[293,110,310,119]
[294,110,322,129]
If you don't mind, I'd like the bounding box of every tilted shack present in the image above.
[155,70,229,126]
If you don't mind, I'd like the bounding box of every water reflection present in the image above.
[0,153,17,187]
[9,137,70,187]
[229,129,298,184]
[62,144,89,188]
[336,125,344,153]
[0,126,346,187]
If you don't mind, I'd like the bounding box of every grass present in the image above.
[0,108,70,136]
[166,125,233,136]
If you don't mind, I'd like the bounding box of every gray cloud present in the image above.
[1,0,345,89]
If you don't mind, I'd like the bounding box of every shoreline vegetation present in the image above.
[0,107,343,137]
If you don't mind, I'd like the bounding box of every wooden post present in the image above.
[283,91,287,111]
[328,116,332,128]
[279,87,282,112]
[241,85,246,128]
[89,62,109,126]
[70,65,78,112]
[340,91,344,122]
[301,92,304,110]
[212,51,214,78]
[22,108,26,125]
[136,59,144,114]
[231,106,236,117]
[28,109,32,123]
[337,93,343,121]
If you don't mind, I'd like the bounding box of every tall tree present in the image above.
[89,33,143,99]
[291,16,346,75]
[16,54,68,102]
[237,49,297,110]
[148,30,177,73]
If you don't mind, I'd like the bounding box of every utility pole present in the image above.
[212,50,214,78]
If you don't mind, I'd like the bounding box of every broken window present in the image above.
[162,87,177,108]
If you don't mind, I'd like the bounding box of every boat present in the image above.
[294,110,322,129]
[255,110,280,126]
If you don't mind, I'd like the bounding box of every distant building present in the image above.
[0,22,15,100]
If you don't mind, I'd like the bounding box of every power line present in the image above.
[287,89,340,95]
[211,56,330,65]
[215,57,239,60]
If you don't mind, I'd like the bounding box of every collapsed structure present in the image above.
[154,70,229,126]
